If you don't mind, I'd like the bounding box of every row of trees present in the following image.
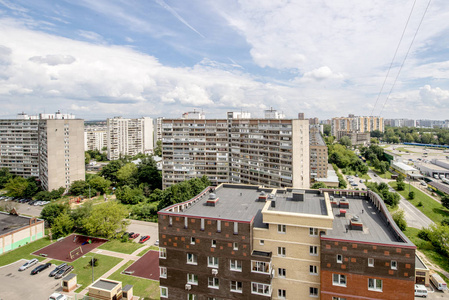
[41,201,129,239]
[360,144,390,174]
[365,181,401,207]
[328,144,368,175]
[372,127,449,145]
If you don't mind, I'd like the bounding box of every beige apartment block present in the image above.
[310,125,328,182]
[84,125,107,151]
[162,113,310,189]
[331,115,383,138]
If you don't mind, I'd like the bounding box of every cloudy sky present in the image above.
[1,0,449,120]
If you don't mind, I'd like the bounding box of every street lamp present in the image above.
[82,254,95,283]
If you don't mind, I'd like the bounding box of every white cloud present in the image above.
[419,85,449,107]
[29,54,76,66]
[301,66,343,82]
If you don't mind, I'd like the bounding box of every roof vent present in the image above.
[209,193,216,200]
[350,215,363,231]
[206,194,219,206]
[292,190,305,201]
[258,191,268,201]
[271,200,276,208]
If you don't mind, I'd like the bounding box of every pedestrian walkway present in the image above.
[417,250,449,281]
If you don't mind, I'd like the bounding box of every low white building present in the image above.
[391,161,420,177]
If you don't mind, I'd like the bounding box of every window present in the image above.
[230,281,243,293]
[169,216,172,226]
[391,260,397,270]
[160,267,167,278]
[252,261,270,273]
[208,256,218,267]
[309,228,318,236]
[159,248,167,259]
[233,242,238,250]
[309,246,318,256]
[278,289,286,298]
[278,247,286,256]
[201,218,205,230]
[278,268,286,277]
[336,254,342,264]
[187,253,198,265]
[160,286,168,298]
[187,274,198,285]
[187,294,197,300]
[368,258,374,267]
[185,217,188,229]
[217,220,221,232]
[332,274,347,286]
[368,278,382,291]
[278,224,286,233]
[310,265,318,275]
[332,298,347,300]
[211,239,217,248]
[208,277,219,289]
[252,282,271,296]
[230,259,242,271]
[234,222,238,234]
[259,240,264,245]
[309,287,318,297]
[191,237,196,245]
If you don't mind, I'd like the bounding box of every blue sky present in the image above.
[1,0,449,120]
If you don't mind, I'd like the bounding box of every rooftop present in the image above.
[91,279,120,291]
[267,189,328,216]
[316,167,339,183]
[310,130,326,146]
[415,162,449,171]
[0,212,40,236]
[392,161,418,171]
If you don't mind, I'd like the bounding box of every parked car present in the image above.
[414,284,428,298]
[48,293,68,300]
[128,232,134,238]
[31,263,52,275]
[55,265,74,279]
[139,235,150,243]
[49,263,67,277]
[351,183,358,187]
[155,240,159,246]
[19,258,39,271]
[130,233,140,239]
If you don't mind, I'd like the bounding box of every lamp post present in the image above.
[82,255,95,283]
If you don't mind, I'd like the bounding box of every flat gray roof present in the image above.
[91,279,119,291]
[327,196,400,243]
[267,190,327,215]
[0,212,38,236]
[63,273,77,281]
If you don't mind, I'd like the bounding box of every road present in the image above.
[367,170,434,229]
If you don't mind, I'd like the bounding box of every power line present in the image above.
[370,0,418,116]
[379,0,432,116]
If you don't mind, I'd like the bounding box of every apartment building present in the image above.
[162,113,309,189]
[158,184,415,299]
[310,125,328,182]
[84,125,107,151]
[331,115,383,138]
[0,112,85,191]
[154,117,164,147]
[107,117,154,160]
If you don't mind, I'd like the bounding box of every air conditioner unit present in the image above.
[211,269,218,275]
[185,284,191,290]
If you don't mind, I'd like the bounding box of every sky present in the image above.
[1,0,449,120]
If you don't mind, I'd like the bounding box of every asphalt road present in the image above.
[367,170,434,229]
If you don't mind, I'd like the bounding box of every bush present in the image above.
[88,258,98,267]
[418,228,431,241]
[441,218,449,226]
[392,210,407,231]
[417,201,423,207]
[396,181,405,191]
[408,191,415,200]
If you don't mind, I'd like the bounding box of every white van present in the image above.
[414,284,427,298]
[431,273,448,291]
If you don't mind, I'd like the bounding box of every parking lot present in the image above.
[0,260,64,300]
[127,219,159,245]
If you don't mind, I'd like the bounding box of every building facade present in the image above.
[84,125,107,151]
[0,112,85,191]
[158,185,415,300]
[162,113,310,189]
[310,125,328,182]
[107,117,154,160]
[331,115,383,138]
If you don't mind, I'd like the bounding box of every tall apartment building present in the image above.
[310,125,328,182]
[84,125,107,151]
[331,115,383,137]
[158,184,415,300]
[107,117,154,160]
[162,113,309,189]
[0,112,85,191]
[154,117,164,147]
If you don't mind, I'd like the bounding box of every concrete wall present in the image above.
[0,219,44,254]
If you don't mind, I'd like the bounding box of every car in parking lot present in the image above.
[49,263,67,277]
[31,263,52,275]
[54,265,73,279]
[139,235,150,243]
[155,240,159,246]
[49,293,68,300]
[129,232,140,239]
[19,258,39,271]
[351,183,358,187]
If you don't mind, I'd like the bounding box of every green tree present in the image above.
[69,180,88,196]
[409,191,415,200]
[34,191,52,201]
[154,140,162,157]
[0,168,13,189]
[4,177,29,197]
[100,160,124,184]
[40,203,70,226]
[339,136,352,148]
[88,176,111,194]
[85,152,91,165]
[392,209,407,231]
[441,194,449,210]
[116,185,145,204]
[427,224,449,257]
[396,181,405,191]
[116,163,138,187]
[71,201,93,232]
[83,201,129,238]
[23,177,40,197]
[311,182,327,189]
[136,156,162,191]
[51,212,74,238]
[323,124,331,136]
[370,138,379,144]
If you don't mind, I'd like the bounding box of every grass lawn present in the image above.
[389,182,449,223]
[0,237,52,266]
[107,260,160,299]
[403,227,449,276]
[97,239,144,254]
[137,245,159,257]
[395,147,416,153]
[73,254,123,293]
[369,166,392,179]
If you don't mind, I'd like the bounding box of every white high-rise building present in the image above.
[107,117,154,160]
[84,125,107,151]
[0,112,85,191]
